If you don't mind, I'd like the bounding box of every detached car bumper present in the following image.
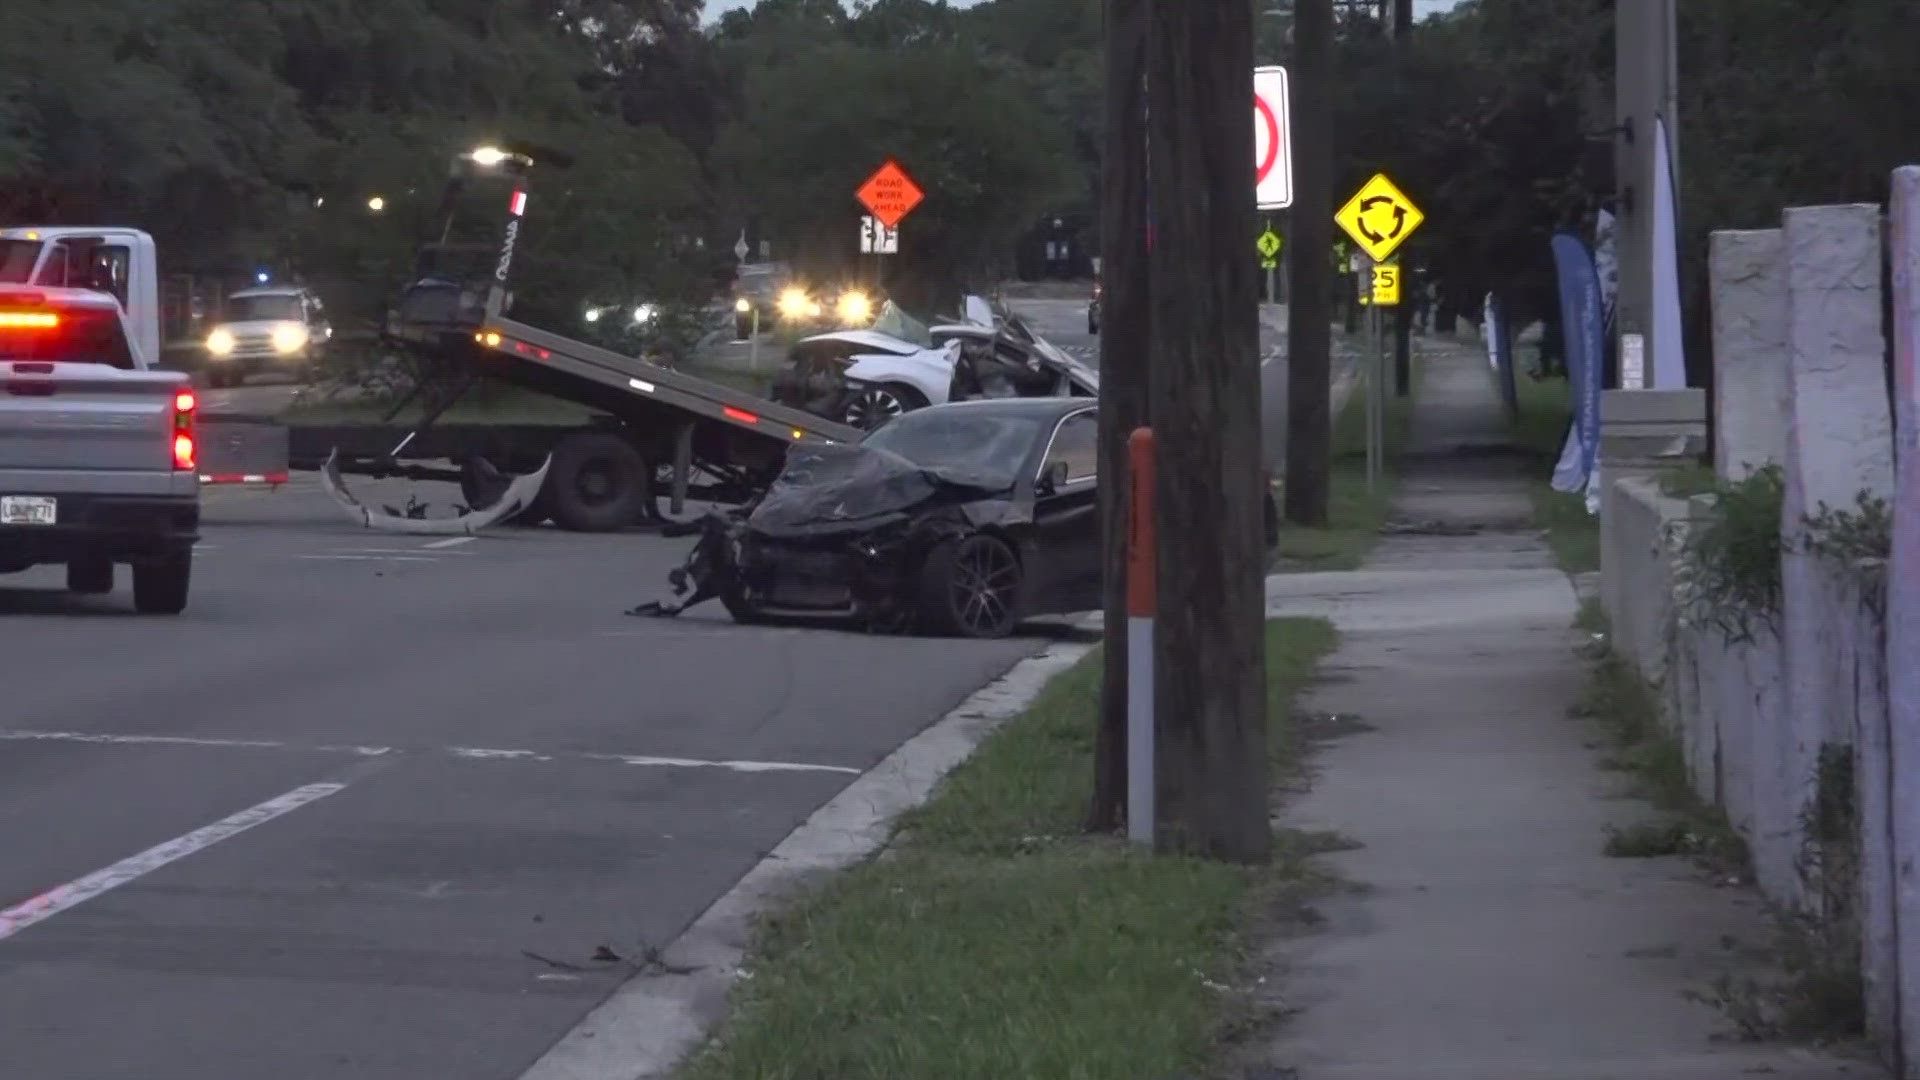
[0,493,199,566]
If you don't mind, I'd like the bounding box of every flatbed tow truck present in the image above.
[207,143,862,534]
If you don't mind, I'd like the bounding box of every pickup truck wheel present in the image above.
[132,556,191,615]
[546,430,648,532]
[66,559,114,594]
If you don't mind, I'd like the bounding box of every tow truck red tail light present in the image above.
[171,388,196,470]
[723,406,758,425]
[0,311,57,328]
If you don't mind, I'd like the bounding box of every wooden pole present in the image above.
[1284,0,1335,526]
[1143,0,1270,863]
[1088,0,1152,834]
[1391,0,1413,396]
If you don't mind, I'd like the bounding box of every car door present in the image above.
[1027,408,1102,614]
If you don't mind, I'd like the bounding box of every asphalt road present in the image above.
[0,477,1051,1078]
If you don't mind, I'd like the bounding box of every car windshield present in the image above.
[227,295,304,322]
[0,305,135,368]
[0,239,42,284]
[860,409,1046,490]
[870,301,932,347]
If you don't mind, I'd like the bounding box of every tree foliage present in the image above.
[0,0,1105,327]
[3,0,1901,336]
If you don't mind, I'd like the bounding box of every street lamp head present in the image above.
[366,195,386,212]
[470,146,508,167]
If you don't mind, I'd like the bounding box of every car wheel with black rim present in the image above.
[917,533,1022,639]
[545,430,649,532]
[844,383,927,430]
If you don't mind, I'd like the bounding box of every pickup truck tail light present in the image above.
[171,389,196,470]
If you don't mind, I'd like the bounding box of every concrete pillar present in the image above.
[1886,166,1920,1077]
[1597,388,1705,638]
[1774,205,1892,912]
[1708,230,1789,479]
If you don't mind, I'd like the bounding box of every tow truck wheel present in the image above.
[132,555,191,615]
[546,430,649,533]
[66,559,114,594]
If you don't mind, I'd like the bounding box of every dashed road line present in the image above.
[296,554,436,563]
[423,536,476,550]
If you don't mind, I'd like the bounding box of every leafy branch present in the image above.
[1673,465,1785,644]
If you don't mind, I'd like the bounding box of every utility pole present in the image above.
[1088,0,1151,833]
[1143,0,1270,863]
[1613,0,1683,385]
[1284,0,1334,527]
[1389,0,1412,396]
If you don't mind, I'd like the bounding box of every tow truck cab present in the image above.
[0,227,160,366]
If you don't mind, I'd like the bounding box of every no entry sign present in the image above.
[1254,66,1292,210]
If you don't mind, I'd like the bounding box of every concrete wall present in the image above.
[1602,189,1915,1074]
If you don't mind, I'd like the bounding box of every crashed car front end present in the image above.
[729,506,982,626]
[632,442,1011,630]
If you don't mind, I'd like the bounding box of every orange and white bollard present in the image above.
[1126,427,1156,847]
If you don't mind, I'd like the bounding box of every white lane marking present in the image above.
[0,730,391,756]
[0,781,351,943]
[338,548,473,556]
[450,747,861,776]
[585,753,859,775]
[296,554,436,563]
[423,536,475,550]
[0,729,857,776]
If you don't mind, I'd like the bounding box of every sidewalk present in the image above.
[1250,339,1868,1078]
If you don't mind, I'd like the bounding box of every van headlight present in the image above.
[271,323,310,354]
[205,328,235,356]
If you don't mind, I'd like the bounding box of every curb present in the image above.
[516,617,1103,1080]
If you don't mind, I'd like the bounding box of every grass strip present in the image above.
[1271,330,1419,571]
[677,617,1339,1080]
[1509,369,1600,573]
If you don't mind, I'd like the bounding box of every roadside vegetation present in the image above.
[1509,368,1599,573]
[676,617,1338,1080]
[1271,330,1417,571]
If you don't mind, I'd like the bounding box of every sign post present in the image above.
[856,159,925,292]
[858,215,899,255]
[1257,221,1283,306]
[1335,173,1425,492]
[1253,67,1293,210]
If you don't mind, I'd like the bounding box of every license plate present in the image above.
[0,496,56,526]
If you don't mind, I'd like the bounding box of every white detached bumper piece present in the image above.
[320,449,552,535]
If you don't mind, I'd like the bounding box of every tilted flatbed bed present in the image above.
[199,143,861,533]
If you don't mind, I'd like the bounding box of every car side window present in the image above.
[1042,412,1098,483]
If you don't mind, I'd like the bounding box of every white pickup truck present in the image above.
[0,228,197,614]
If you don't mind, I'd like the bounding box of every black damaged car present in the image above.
[637,398,1281,639]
